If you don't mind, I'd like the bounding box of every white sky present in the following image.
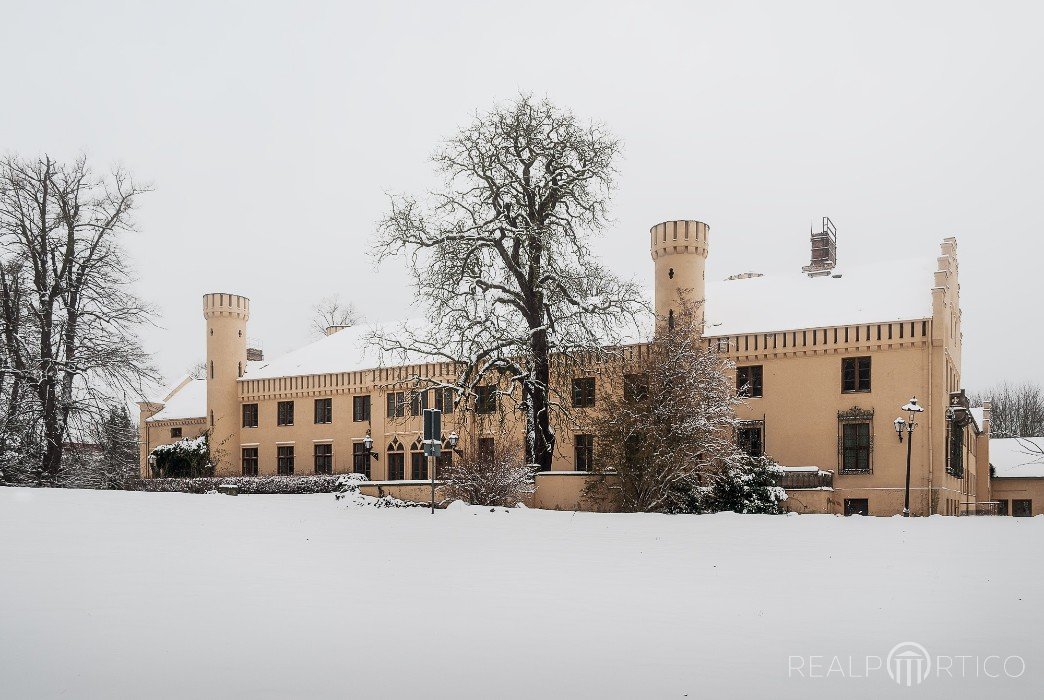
[3,1,1041,391]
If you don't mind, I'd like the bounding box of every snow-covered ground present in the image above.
[1,488,1040,699]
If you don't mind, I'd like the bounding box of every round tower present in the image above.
[203,292,249,476]
[650,220,710,330]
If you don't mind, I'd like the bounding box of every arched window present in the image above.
[410,438,425,480]
[386,437,405,480]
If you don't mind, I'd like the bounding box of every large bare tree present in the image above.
[310,294,360,337]
[971,382,1044,439]
[373,95,644,470]
[0,155,156,485]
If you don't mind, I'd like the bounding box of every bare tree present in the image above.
[373,95,645,470]
[0,155,156,485]
[440,430,534,507]
[587,302,740,512]
[310,294,360,337]
[970,382,1044,438]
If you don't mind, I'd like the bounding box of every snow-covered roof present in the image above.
[147,379,206,422]
[243,323,429,381]
[990,437,1044,478]
[704,256,937,336]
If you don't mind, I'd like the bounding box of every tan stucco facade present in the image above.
[140,220,992,516]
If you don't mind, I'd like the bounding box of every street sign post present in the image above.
[422,408,442,513]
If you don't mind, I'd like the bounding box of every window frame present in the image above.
[314,397,333,425]
[352,395,371,422]
[242,403,259,428]
[170,427,182,439]
[1013,499,1033,517]
[409,389,429,417]
[352,442,371,479]
[736,365,764,398]
[475,386,497,414]
[313,442,333,474]
[737,421,764,457]
[574,434,594,471]
[386,391,406,419]
[277,400,295,426]
[841,356,872,393]
[843,498,869,516]
[571,378,596,408]
[277,445,295,475]
[241,447,259,476]
[837,407,874,474]
[433,387,455,414]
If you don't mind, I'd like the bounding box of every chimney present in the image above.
[246,347,264,362]
[801,217,837,277]
[325,325,351,336]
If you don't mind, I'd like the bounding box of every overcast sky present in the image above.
[4,1,1041,391]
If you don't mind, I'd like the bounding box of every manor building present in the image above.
[139,219,996,516]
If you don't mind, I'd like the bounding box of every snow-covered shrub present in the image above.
[440,433,534,507]
[151,435,213,478]
[673,454,787,515]
[126,474,342,494]
[334,473,426,508]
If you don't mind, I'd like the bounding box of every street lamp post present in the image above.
[894,397,925,517]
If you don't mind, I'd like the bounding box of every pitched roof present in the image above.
[147,379,206,422]
[990,437,1044,478]
[704,256,937,337]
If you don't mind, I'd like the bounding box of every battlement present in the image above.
[203,292,250,320]
[649,220,709,260]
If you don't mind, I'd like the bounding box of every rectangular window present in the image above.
[477,437,495,462]
[277,400,294,426]
[352,442,371,479]
[736,365,764,398]
[623,373,649,402]
[997,499,1009,516]
[433,386,455,414]
[841,422,872,473]
[841,357,872,393]
[1013,499,1033,517]
[411,450,427,480]
[947,425,965,477]
[170,427,182,438]
[843,498,869,516]
[575,434,594,471]
[387,452,405,480]
[572,378,596,408]
[277,445,295,475]
[737,423,764,457]
[314,398,333,424]
[409,389,429,417]
[475,386,497,414]
[242,447,258,476]
[313,443,332,474]
[242,403,258,428]
[352,395,371,422]
[386,391,406,418]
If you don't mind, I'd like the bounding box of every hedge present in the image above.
[124,475,342,494]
